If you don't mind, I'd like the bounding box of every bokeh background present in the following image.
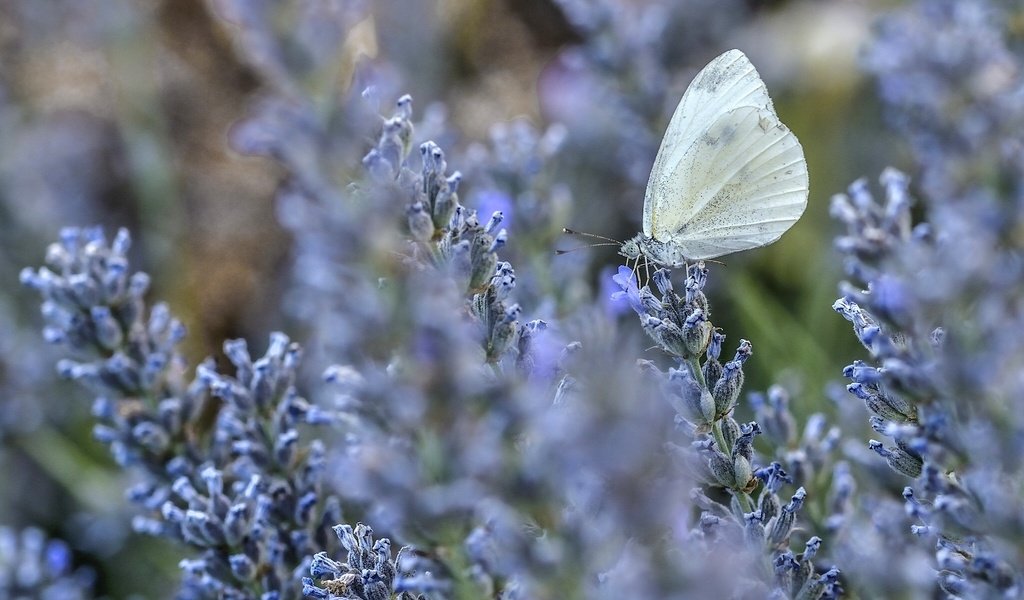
[0,0,975,596]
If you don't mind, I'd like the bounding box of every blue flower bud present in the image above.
[489,228,507,254]
[720,416,741,449]
[229,553,257,581]
[744,510,765,546]
[869,439,923,477]
[407,201,435,241]
[469,234,498,291]
[488,303,521,360]
[274,430,299,467]
[652,269,673,295]
[666,366,715,425]
[682,309,712,357]
[800,537,822,563]
[132,421,170,453]
[713,360,744,418]
[847,382,916,422]
[172,477,199,503]
[484,211,503,234]
[703,443,736,488]
[89,306,123,349]
[302,578,331,599]
[766,487,805,548]
[641,314,687,359]
[92,424,119,444]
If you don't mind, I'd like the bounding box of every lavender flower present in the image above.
[302,523,445,600]
[864,0,1024,203]
[836,11,1024,592]
[613,263,840,598]
[832,169,1022,596]
[0,527,94,600]
[22,227,341,599]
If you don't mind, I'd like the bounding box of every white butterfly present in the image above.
[620,49,809,269]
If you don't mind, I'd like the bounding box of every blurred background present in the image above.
[0,0,930,595]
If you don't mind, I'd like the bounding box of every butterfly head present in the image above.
[619,235,643,262]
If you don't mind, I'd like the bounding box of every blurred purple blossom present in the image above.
[472,189,514,235]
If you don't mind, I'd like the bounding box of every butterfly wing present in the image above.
[655,105,808,259]
[643,49,778,238]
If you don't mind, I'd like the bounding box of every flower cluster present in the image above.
[461,119,574,310]
[389,127,542,366]
[613,263,841,598]
[824,1,1024,595]
[832,169,1022,597]
[0,527,94,600]
[302,522,445,600]
[20,227,341,599]
[864,0,1024,202]
[283,95,565,597]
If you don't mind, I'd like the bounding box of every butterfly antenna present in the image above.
[562,228,622,244]
[555,243,620,256]
[705,258,727,267]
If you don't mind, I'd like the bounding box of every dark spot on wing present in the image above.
[696,69,727,93]
[700,122,737,148]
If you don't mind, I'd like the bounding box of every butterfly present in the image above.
[617,49,809,271]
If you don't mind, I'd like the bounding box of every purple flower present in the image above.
[473,189,514,234]
[610,265,643,315]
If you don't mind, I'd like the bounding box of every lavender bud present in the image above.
[767,488,806,548]
[652,269,673,295]
[229,554,257,581]
[759,488,781,524]
[704,444,736,488]
[309,552,344,579]
[712,360,744,419]
[666,366,714,425]
[682,309,712,357]
[302,578,331,599]
[408,202,435,241]
[744,511,765,546]
[224,504,249,546]
[488,304,521,360]
[89,306,123,349]
[467,234,496,291]
[869,440,923,478]
[720,416,741,449]
[132,421,170,454]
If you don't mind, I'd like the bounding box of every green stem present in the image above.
[734,489,755,514]
[686,356,706,389]
[710,420,729,459]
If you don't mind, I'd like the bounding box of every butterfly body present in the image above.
[620,234,690,269]
[621,49,809,267]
